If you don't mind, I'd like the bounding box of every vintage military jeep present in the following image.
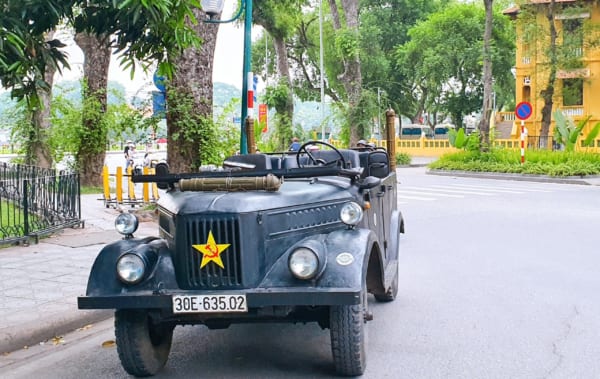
[78,141,404,377]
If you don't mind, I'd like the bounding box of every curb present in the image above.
[427,169,599,185]
[0,309,112,354]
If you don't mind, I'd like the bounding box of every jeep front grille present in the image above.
[176,215,243,289]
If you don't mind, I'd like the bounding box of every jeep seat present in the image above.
[305,149,360,169]
[359,150,389,178]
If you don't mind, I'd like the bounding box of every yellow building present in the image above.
[504,0,600,148]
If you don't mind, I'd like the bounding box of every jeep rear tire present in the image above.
[330,285,368,376]
[374,263,398,302]
[115,310,173,377]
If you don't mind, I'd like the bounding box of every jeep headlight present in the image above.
[340,202,363,226]
[115,213,139,235]
[289,247,319,280]
[116,253,145,284]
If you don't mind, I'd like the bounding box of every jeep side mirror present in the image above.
[358,176,381,190]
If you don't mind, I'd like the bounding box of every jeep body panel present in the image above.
[77,144,403,377]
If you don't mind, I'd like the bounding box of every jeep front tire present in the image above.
[329,285,368,376]
[115,310,173,377]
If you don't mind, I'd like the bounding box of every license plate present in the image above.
[172,294,247,314]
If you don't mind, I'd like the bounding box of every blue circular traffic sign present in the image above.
[515,101,532,120]
[153,71,166,93]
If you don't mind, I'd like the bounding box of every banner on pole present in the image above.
[259,104,268,133]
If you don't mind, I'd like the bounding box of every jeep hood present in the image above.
[158,178,355,214]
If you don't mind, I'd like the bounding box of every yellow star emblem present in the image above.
[192,231,230,269]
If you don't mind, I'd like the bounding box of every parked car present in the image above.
[78,141,404,377]
[400,124,434,139]
[434,124,454,138]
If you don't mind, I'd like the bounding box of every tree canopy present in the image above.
[394,2,514,128]
[0,0,202,103]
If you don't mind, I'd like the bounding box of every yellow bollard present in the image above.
[116,167,123,204]
[142,167,150,203]
[151,168,159,201]
[127,166,136,202]
[103,165,111,202]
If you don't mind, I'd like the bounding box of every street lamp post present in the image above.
[201,0,253,154]
[319,0,325,142]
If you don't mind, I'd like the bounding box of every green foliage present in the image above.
[395,152,411,166]
[430,149,600,177]
[264,80,294,150]
[0,0,202,103]
[167,90,219,167]
[6,100,33,156]
[264,82,292,112]
[394,2,514,127]
[448,128,480,151]
[214,97,242,158]
[553,109,591,152]
[335,29,360,60]
[582,122,600,147]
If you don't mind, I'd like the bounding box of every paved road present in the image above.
[1,167,599,378]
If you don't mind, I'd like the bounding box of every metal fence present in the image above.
[0,162,81,245]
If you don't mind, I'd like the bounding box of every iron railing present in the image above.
[0,162,81,245]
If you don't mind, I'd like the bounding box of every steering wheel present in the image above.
[296,141,347,168]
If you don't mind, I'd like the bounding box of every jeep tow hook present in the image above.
[364,310,374,321]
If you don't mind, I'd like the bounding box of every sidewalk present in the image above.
[0,194,158,354]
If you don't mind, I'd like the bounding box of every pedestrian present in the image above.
[124,141,135,169]
[143,153,151,168]
[289,137,301,152]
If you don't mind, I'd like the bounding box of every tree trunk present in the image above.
[74,31,110,187]
[328,0,363,146]
[167,8,219,172]
[28,31,56,169]
[478,0,494,151]
[273,35,294,148]
[540,0,557,146]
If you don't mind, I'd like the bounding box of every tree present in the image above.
[26,29,58,168]
[72,0,204,182]
[252,0,305,150]
[73,30,111,185]
[360,0,450,125]
[478,0,494,149]
[166,7,219,172]
[395,3,514,129]
[0,1,72,102]
[0,1,203,184]
[327,0,362,145]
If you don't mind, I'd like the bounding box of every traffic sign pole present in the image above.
[521,120,525,165]
[515,101,532,165]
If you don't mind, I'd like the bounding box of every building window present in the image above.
[562,78,583,106]
[562,18,583,58]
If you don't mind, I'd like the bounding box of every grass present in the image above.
[81,186,104,194]
[429,149,600,177]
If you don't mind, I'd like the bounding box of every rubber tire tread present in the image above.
[115,310,173,377]
[374,270,398,302]
[330,296,366,376]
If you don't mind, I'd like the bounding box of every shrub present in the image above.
[429,149,600,177]
[396,152,411,166]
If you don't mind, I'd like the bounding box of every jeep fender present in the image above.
[387,210,403,262]
[85,237,177,297]
[260,228,379,292]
